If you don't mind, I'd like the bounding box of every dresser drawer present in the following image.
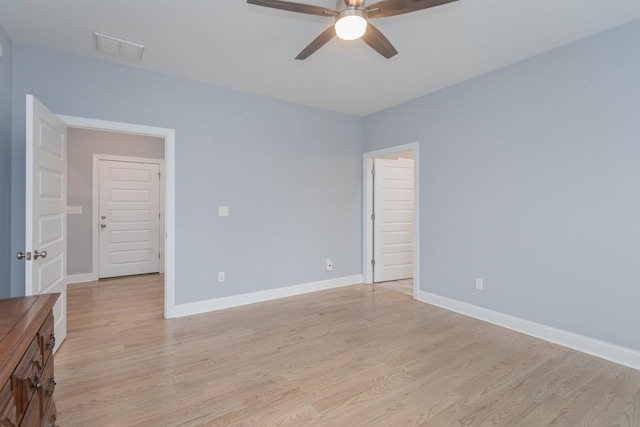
[10,338,43,420]
[37,315,55,367]
[37,361,54,420]
[0,380,17,427]
[18,393,39,427]
[41,399,56,427]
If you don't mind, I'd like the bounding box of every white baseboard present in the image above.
[417,290,640,371]
[66,273,99,284]
[174,274,364,318]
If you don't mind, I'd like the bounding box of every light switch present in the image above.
[67,206,82,214]
[218,206,229,217]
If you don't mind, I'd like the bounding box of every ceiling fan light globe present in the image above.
[335,15,368,40]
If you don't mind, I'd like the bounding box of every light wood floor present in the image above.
[375,278,414,296]
[56,275,640,426]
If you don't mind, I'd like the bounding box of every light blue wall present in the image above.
[11,44,363,303]
[364,20,640,351]
[7,19,639,352]
[0,23,12,298]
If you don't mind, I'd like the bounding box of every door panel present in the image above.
[25,95,67,350]
[99,160,160,278]
[373,158,414,283]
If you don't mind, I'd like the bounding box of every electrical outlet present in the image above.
[325,259,333,272]
[218,206,229,217]
[218,272,225,282]
[475,278,483,290]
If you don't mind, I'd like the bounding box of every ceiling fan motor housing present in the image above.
[336,0,368,14]
[335,7,368,23]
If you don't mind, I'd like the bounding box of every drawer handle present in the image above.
[33,374,42,391]
[46,377,56,396]
[46,333,56,350]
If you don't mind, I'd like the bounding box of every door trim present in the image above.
[363,142,420,299]
[93,155,165,279]
[58,115,177,319]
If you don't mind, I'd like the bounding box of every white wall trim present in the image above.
[92,154,166,279]
[59,115,175,138]
[59,114,177,319]
[174,275,363,318]
[66,273,98,285]
[417,290,640,371]
[363,142,420,300]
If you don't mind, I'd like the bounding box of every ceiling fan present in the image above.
[247,0,458,60]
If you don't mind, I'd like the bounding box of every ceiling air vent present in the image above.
[95,32,144,61]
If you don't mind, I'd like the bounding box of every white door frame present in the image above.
[93,154,166,278]
[58,114,177,319]
[363,142,420,299]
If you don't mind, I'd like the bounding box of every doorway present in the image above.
[59,115,176,319]
[363,143,419,298]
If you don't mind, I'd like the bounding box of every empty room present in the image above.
[0,0,639,426]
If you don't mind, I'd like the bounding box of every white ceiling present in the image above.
[1,0,639,116]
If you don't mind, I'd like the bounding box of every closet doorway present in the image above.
[363,143,419,298]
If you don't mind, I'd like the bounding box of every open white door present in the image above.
[373,158,414,283]
[25,95,67,350]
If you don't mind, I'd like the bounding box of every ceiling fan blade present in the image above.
[361,24,398,59]
[367,0,457,18]
[295,26,336,60]
[247,0,337,16]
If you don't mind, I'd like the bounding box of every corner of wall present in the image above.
[0,22,13,298]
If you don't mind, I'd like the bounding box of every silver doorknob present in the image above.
[17,252,32,260]
[100,224,107,229]
[33,250,47,260]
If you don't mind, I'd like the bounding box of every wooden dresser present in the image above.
[0,294,60,427]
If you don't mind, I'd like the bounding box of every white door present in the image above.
[99,160,160,278]
[373,158,414,283]
[25,95,67,350]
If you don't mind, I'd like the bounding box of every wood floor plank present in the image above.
[54,275,640,426]
[375,279,414,296]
